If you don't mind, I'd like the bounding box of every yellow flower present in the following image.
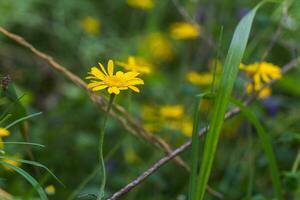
[246,83,272,99]
[86,60,144,95]
[0,128,10,137]
[2,155,21,172]
[159,105,184,119]
[145,33,174,61]
[116,56,152,74]
[0,128,10,149]
[124,148,139,163]
[240,62,281,90]
[180,118,193,137]
[45,185,56,195]
[169,22,200,40]
[127,0,154,10]
[81,16,101,35]
[186,71,213,86]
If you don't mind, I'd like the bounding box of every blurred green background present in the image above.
[0,0,300,199]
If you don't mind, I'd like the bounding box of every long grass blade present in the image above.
[0,160,48,200]
[0,156,64,186]
[195,2,271,200]
[230,98,283,199]
[5,112,42,129]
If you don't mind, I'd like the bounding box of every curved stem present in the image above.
[98,94,115,200]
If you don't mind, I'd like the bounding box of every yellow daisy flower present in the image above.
[2,155,21,172]
[45,185,56,195]
[145,32,174,61]
[81,16,101,35]
[240,62,281,91]
[86,60,144,95]
[186,71,213,86]
[159,105,184,119]
[169,22,200,40]
[116,56,152,74]
[0,128,10,149]
[246,83,272,99]
[127,0,154,10]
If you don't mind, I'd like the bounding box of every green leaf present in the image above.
[230,98,283,199]
[0,156,63,186]
[0,160,48,200]
[195,2,274,200]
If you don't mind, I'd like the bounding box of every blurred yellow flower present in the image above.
[159,105,184,119]
[169,22,200,40]
[2,155,21,172]
[86,60,144,95]
[124,148,139,163]
[246,83,272,99]
[186,71,213,86]
[180,118,193,137]
[116,56,152,74]
[45,185,56,195]
[81,16,101,35]
[0,128,10,149]
[127,0,154,10]
[240,62,281,90]
[145,33,174,61]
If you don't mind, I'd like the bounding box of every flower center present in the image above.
[104,76,126,87]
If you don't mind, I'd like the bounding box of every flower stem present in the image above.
[98,94,115,200]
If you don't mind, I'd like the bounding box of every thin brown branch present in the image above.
[106,58,299,200]
[0,26,189,171]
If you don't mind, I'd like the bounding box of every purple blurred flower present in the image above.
[196,7,206,23]
[261,98,279,116]
[238,8,250,19]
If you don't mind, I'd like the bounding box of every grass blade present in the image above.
[0,160,48,200]
[0,156,64,186]
[5,112,42,129]
[189,95,203,200]
[195,2,271,200]
[230,98,283,199]
[0,141,45,148]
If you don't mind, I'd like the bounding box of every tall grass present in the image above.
[190,2,276,200]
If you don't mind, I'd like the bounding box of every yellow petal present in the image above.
[0,128,10,137]
[92,85,108,91]
[108,87,120,94]
[115,61,127,68]
[98,62,108,75]
[108,60,114,76]
[89,67,106,80]
[87,82,104,89]
[124,72,140,79]
[128,85,140,92]
[127,79,144,85]
[128,56,136,65]
[116,71,124,77]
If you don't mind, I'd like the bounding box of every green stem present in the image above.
[291,148,300,173]
[98,94,115,200]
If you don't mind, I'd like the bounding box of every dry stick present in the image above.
[107,58,300,200]
[0,27,189,171]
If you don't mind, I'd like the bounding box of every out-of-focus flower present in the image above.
[0,128,10,149]
[45,185,56,195]
[145,32,174,61]
[81,16,101,35]
[159,105,184,119]
[124,148,139,163]
[169,22,200,40]
[196,7,206,23]
[186,71,213,86]
[238,8,250,19]
[246,83,272,99]
[86,60,144,95]
[261,98,279,116]
[116,56,152,74]
[240,62,281,90]
[142,104,193,137]
[180,118,193,137]
[240,62,281,98]
[2,155,21,172]
[127,0,154,10]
